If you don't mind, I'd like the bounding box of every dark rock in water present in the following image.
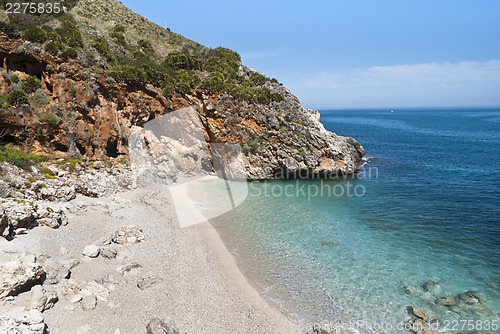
[410,306,436,322]
[434,297,459,307]
[319,240,338,247]
[423,280,437,292]
[458,291,483,307]
[146,318,179,334]
[404,286,421,297]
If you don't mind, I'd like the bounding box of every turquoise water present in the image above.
[213,108,500,334]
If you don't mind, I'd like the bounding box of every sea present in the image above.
[212,107,500,334]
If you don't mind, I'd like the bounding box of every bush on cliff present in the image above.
[34,88,50,105]
[6,90,28,106]
[0,145,47,170]
[109,65,146,83]
[22,27,47,43]
[57,20,83,48]
[90,37,114,62]
[21,76,41,93]
[43,114,59,127]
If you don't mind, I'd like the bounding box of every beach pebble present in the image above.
[137,276,161,290]
[70,294,83,303]
[116,262,141,275]
[83,245,100,258]
[100,245,118,259]
[81,294,97,311]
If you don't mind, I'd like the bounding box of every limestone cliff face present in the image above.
[0,34,364,180]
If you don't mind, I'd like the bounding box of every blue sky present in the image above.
[121,0,500,109]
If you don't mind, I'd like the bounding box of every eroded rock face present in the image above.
[0,308,47,334]
[0,199,68,240]
[0,254,45,300]
[1,34,364,182]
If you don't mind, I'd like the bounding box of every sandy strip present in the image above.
[0,186,300,334]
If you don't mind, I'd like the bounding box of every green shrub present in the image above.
[34,88,50,105]
[43,114,59,127]
[62,47,78,58]
[67,159,81,173]
[90,37,113,61]
[109,65,146,83]
[45,41,64,55]
[110,31,127,46]
[45,31,61,42]
[0,145,47,170]
[21,76,41,93]
[10,74,19,83]
[6,90,28,106]
[249,73,267,86]
[138,39,155,55]
[57,20,83,48]
[40,167,55,179]
[163,52,201,70]
[174,70,200,94]
[200,72,226,94]
[0,21,12,33]
[112,25,126,33]
[22,26,47,43]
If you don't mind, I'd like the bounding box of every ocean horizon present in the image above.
[213,107,500,334]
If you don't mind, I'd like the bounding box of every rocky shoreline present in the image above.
[1,160,304,334]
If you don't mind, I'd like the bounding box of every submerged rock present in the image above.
[457,291,483,307]
[410,306,436,322]
[423,280,437,292]
[434,297,459,307]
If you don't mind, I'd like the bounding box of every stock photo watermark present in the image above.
[128,106,378,227]
[249,166,379,201]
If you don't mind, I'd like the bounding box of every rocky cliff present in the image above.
[0,0,364,181]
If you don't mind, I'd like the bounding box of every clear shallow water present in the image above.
[213,108,500,334]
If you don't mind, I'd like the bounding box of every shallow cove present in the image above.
[212,108,500,334]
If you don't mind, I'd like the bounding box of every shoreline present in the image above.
[1,186,301,333]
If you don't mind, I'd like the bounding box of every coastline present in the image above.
[0,186,300,333]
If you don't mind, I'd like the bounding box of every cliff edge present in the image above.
[0,0,364,180]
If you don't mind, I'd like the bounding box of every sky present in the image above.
[120,0,500,109]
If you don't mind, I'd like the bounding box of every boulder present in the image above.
[146,318,179,334]
[83,245,100,258]
[38,256,71,284]
[0,256,44,300]
[0,308,46,334]
[28,285,58,312]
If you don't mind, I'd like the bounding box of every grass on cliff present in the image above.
[0,145,48,170]
[2,0,285,104]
